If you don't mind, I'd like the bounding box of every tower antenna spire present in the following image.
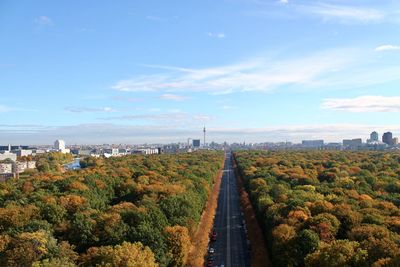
[203,126,206,148]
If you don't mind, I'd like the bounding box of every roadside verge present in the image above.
[187,155,226,267]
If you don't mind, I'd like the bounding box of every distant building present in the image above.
[54,139,65,150]
[54,139,70,154]
[325,143,342,150]
[393,137,399,145]
[0,152,17,162]
[367,131,379,143]
[33,149,46,155]
[192,139,201,148]
[103,148,119,157]
[343,139,362,147]
[131,148,159,155]
[383,132,394,145]
[0,163,12,174]
[16,149,33,157]
[12,161,36,174]
[118,149,128,156]
[26,161,36,169]
[301,140,324,148]
[13,162,27,173]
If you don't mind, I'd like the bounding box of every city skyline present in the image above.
[1,0,400,144]
[1,127,398,146]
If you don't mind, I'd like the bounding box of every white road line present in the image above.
[226,166,231,267]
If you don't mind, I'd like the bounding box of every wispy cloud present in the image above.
[250,1,390,24]
[65,106,116,113]
[302,3,384,23]
[160,94,191,102]
[112,96,143,103]
[112,49,354,94]
[321,96,400,112]
[375,44,400,52]
[207,32,226,39]
[34,16,53,26]
[99,111,212,125]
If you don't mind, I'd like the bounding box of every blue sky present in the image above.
[1,0,400,144]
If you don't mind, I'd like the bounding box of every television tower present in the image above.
[203,126,206,148]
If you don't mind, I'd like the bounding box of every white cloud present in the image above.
[250,1,400,24]
[65,107,116,113]
[34,16,53,26]
[321,96,400,112]
[375,44,400,52]
[302,3,384,23]
[112,49,354,94]
[207,32,226,39]
[160,94,190,102]
[98,111,213,126]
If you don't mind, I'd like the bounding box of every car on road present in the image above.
[206,259,213,267]
[209,247,215,254]
[211,231,217,241]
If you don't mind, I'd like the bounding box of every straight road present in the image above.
[208,152,250,267]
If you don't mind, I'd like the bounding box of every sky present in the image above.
[1,0,400,145]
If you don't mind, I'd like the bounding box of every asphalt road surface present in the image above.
[208,152,250,267]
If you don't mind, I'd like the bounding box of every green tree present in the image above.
[305,240,368,267]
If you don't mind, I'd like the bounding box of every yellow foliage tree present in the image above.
[81,241,158,267]
[164,226,191,267]
[60,194,86,212]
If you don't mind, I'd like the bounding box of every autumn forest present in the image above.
[0,151,224,266]
[1,149,400,267]
[234,150,400,267]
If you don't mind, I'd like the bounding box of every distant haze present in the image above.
[0,123,398,145]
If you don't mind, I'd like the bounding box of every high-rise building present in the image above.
[192,139,201,148]
[301,140,324,148]
[382,132,394,145]
[54,139,66,150]
[370,131,379,142]
[54,139,70,153]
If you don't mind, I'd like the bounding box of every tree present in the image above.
[271,224,297,266]
[81,242,158,267]
[164,226,191,267]
[307,213,340,242]
[305,240,368,267]
[295,229,320,262]
[68,212,99,252]
[1,230,56,267]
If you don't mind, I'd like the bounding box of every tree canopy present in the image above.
[0,151,224,266]
[234,150,400,266]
